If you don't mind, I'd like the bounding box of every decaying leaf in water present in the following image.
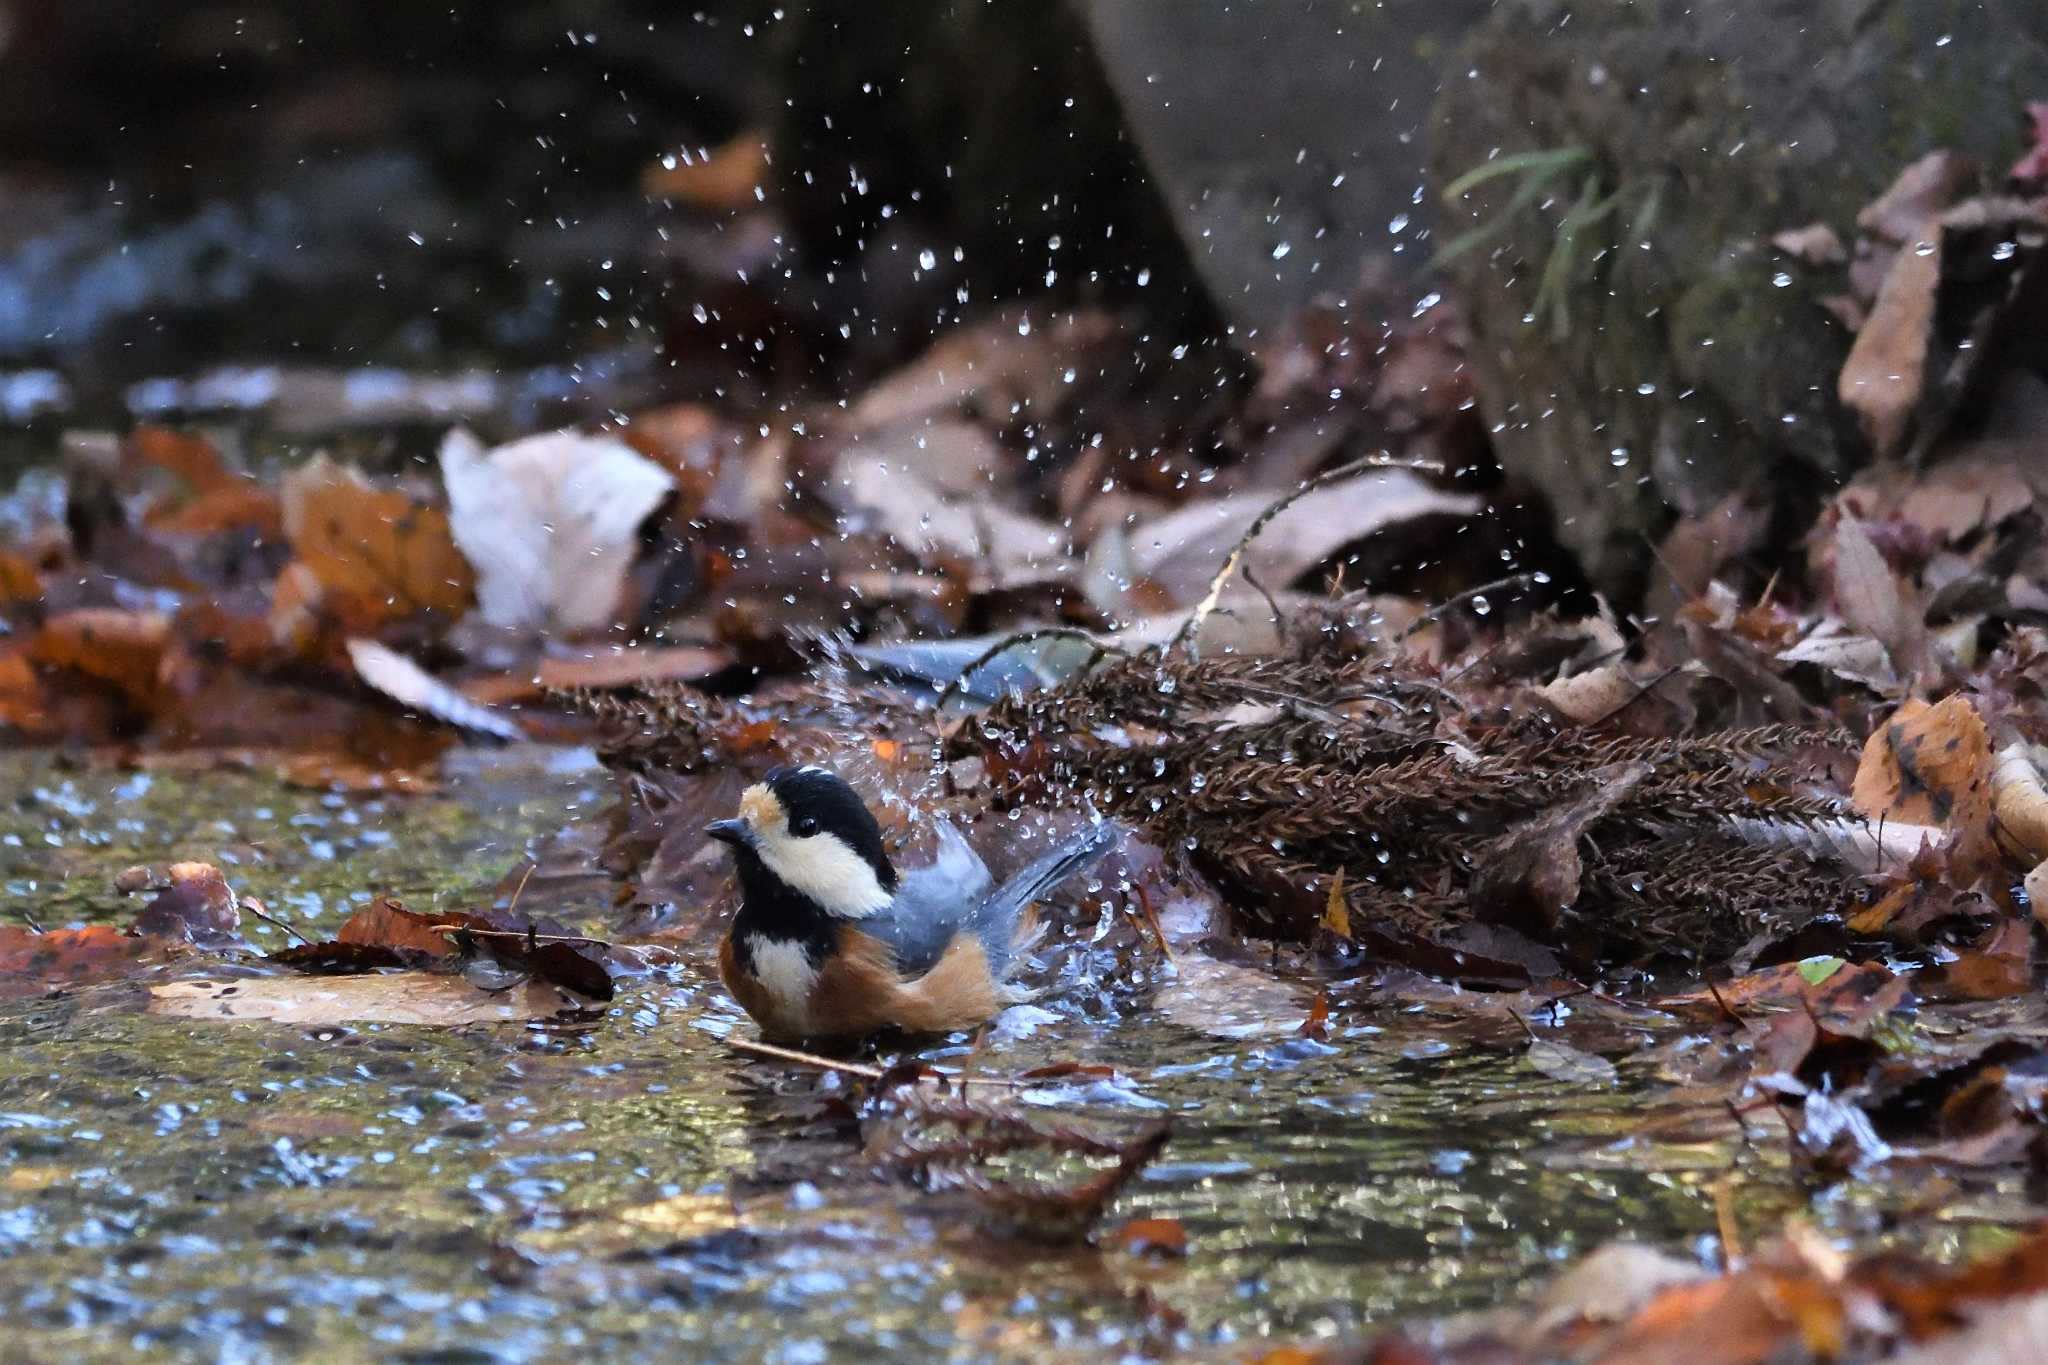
[1851,696,1999,877]
[1525,1037,1619,1087]
[0,925,157,1000]
[130,861,241,945]
[149,973,590,1026]
[439,427,675,634]
[1154,953,1313,1041]
[280,454,474,624]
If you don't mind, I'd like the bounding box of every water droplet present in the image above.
[1771,271,1793,288]
[1635,382,1657,395]
[1271,242,1292,260]
[1609,446,1631,467]
[1471,595,1492,616]
[1388,213,1410,235]
[1136,268,1151,286]
[918,248,937,271]
[1189,773,1207,791]
[691,302,709,324]
[1993,240,2018,261]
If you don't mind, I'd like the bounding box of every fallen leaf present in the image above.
[0,548,45,604]
[30,608,175,710]
[0,924,157,1000]
[1526,1037,1619,1086]
[1470,761,1652,935]
[641,130,770,210]
[1772,222,1848,267]
[1832,514,1921,671]
[1538,663,1643,724]
[130,862,241,945]
[337,897,468,956]
[1154,953,1310,1041]
[1851,695,1998,877]
[1125,472,1479,603]
[440,427,674,634]
[1992,743,2048,864]
[347,639,521,740]
[831,448,1068,587]
[1857,150,1976,244]
[1319,870,1350,939]
[1839,224,1941,455]
[280,454,474,622]
[459,644,734,705]
[148,973,590,1026]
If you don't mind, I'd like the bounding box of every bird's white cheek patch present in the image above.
[749,937,819,1031]
[754,833,893,919]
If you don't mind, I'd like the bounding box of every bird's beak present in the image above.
[705,818,753,848]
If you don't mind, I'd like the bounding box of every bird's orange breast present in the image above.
[721,923,1008,1041]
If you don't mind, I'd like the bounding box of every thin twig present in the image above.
[1398,571,1548,641]
[429,925,611,947]
[238,896,312,946]
[1172,452,1446,658]
[728,1037,887,1079]
[928,626,1126,768]
[725,1036,1027,1087]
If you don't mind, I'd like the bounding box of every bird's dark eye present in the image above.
[790,816,818,837]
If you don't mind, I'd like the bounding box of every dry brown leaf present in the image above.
[459,644,733,705]
[0,644,49,734]
[30,608,174,709]
[1857,151,1976,244]
[336,898,468,956]
[0,548,44,604]
[1319,870,1350,940]
[1771,222,1847,266]
[832,447,1068,587]
[1839,221,1941,456]
[641,130,770,210]
[280,454,474,623]
[1895,458,2034,545]
[1538,664,1642,724]
[127,425,239,495]
[149,973,587,1026]
[1832,514,1920,669]
[1851,696,1999,876]
[1471,762,1652,935]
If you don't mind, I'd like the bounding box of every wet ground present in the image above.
[0,750,2035,1361]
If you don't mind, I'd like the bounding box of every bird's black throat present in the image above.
[727,846,841,971]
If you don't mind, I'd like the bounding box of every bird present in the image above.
[706,764,1118,1041]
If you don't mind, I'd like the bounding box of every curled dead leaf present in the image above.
[1851,696,1998,877]
[1992,743,2048,864]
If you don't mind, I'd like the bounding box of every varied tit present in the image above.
[706,765,1118,1041]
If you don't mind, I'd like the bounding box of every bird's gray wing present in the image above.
[866,818,992,977]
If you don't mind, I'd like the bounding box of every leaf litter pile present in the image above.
[7,131,2048,1357]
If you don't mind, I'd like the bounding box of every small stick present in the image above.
[1712,1174,1745,1266]
[1398,570,1549,642]
[725,1036,1029,1088]
[430,925,611,947]
[1173,452,1446,658]
[728,1037,887,1079]
[239,896,312,946]
[503,861,538,914]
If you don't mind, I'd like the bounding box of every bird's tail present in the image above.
[973,821,1121,984]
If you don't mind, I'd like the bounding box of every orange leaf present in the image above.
[642,131,770,210]
[0,548,43,605]
[1851,695,1998,877]
[30,608,174,709]
[280,455,473,624]
[336,898,470,956]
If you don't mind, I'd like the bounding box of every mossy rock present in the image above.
[1429,0,2048,604]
